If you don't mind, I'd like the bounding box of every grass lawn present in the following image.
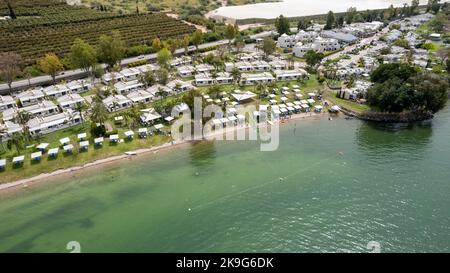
[0,125,170,183]
[325,93,371,113]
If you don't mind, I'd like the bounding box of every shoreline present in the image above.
[0,111,327,193]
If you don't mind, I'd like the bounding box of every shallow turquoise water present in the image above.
[0,107,450,253]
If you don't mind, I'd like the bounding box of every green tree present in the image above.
[157,68,169,85]
[275,15,290,35]
[0,52,21,94]
[90,97,109,125]
[297,19,311,30]
[67,38,97,77]
[231,67,241,84]
[411,72,449,113]
[139,70,156,87]
[324,11,335,30]
[225,24,237,48]
[191,30,203,51]
[370,63,417,83]
[345,7,357,24]
[75,101,88,123]
[7,132,24,155]
[97,31,126,68]
[262,37,276,58]
[3,0,16,19]
[38,53,63,84]
[304,50,324,68]
[181,35,190,55]
[151,37,163,52]
[157,48,172,68]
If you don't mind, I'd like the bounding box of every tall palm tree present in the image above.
[156,87,169,102]
[75,102,88,123]
[255,82,268,99]
[90,98,108,125]
[231,67,241,85]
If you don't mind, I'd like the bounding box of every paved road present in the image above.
[0,39,230,94]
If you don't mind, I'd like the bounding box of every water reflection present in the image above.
[189,141,217,168]
[355,120,433,156]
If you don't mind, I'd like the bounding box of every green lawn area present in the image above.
[325,93,371,113]
[0,123,170,183]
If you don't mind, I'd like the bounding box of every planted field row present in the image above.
[0,13,195,65]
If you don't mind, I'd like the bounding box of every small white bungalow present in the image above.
[66,79,92,94]
[239,73,275,86]
[16,88,45,106]
[102,72,124,84]
[274,69,308,81]
[215,72,233,84]
[121,68,141,81]
[167,80,194,93]
[127,90,154,104]
[177,65,195,77]
[114,80,144,95]
[57,94,86,110]
[195,64,215,73]
[102,95,132,112]
[0,95,17,111]
[43,84,71,98]
[1,121,23,136]
[27,110,82,135]
[21,100,59,118]
[251,60,271,71]
[195,73,214,86]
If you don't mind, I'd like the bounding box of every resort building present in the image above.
[274,69,308,81]
[166,80,194,93]
[277,31,319,48]
[269,59,288,70]
[311,37,340,52]
[177,65,195,77]
[385,29,402,43]
[57,94,86,110]
[215,72,233,84]
[233,61,254,72]
[126,90,154,104]
[66,79,92,94]
[136,63,158,73]
[170,56,192,67]
[194,73,215,86]
[0,95,17,110]
[121,68,141,81]
[292,43,312,57]
[320,30,358,44]
[0,108,17,121]
[102,95,132,112]
[239,72,275,85]
[195,64,215,73]
[0,120,23,136]
[43,83,71,98]
[251,60,271,71]
[102,72,124,84]
[27,110,82,135]
[16,89,45,106]
[146,84,172,97]
[114,80,144,95]
[20,100,59,117]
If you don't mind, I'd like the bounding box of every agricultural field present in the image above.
[80,0,271,15]
[0,0,196,66]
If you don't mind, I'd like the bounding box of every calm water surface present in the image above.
[0,106,450,252]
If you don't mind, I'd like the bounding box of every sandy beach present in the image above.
[0,111,327,193]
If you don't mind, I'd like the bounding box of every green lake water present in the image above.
[1,107,450,253]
